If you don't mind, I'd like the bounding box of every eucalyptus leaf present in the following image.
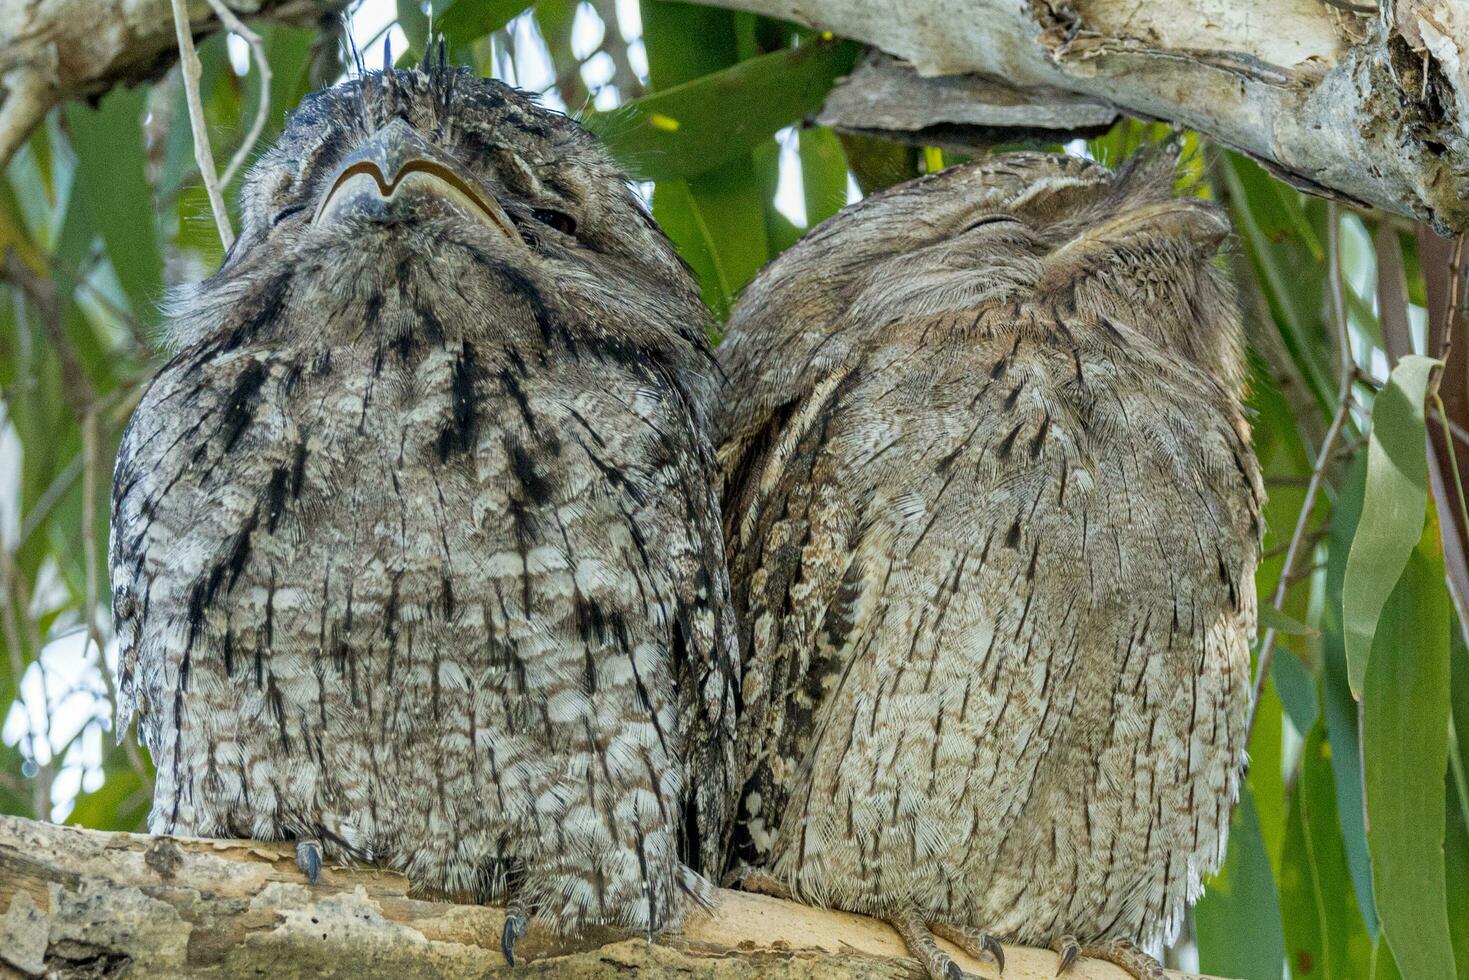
[1364,513,1457,980]
[1343,354,1439,695]
[1258,603,1318,637]
[1195,788,1286,980]
[583,40,860,182]
[65,87,162,323]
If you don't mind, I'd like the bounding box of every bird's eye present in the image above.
[960,214,1021,233]
[531,208,577,236]
[272,204,307,227]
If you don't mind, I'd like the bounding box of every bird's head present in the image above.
[167,66,708,395]
[733,148,1229,330]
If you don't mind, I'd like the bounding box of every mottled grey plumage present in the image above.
[110,67,738,940]
[716,151,1262,978]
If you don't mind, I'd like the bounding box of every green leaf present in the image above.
[1449,775,1469,980]
[1324,450,1379,934]
[66,741,154,833]
[1283,722,1375,978]
[640,1,741,85]
[436,0,530,53]
[583,40,861,182]
[1220,154,1335,417]
[1259,603,1318,637]
[651,163,767,320]
[1195,788,1287,980]
[1364,512,1457,980]
[397,0,431,54]
[1250,677,1286,868]
[1343,354,1439,695]
[799,125,848,227]
[65,86,163,323]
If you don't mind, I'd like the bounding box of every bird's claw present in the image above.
[1053,936,1163,980]
[930,921,1006,975]
[295,838,322,885]
[982,934,1006,974]
[501,911,529,966]
[891,913,993,980]
[1055,935,1080,976]
[723,865,794,901]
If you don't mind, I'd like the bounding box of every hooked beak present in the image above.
[313,118,523,245]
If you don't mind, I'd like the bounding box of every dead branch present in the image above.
[702,0,1469,233]
[0,816,1222,980]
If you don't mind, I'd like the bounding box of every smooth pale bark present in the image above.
[704,0,1469,233]
[0,0,347,170]
[0,816,1223,979]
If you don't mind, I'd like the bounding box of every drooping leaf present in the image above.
[799,125,848,227]
[1449,773,1469,980]
[1323,450,1379,934]
[1195,788,1287,980]
[1249,677,1286,867]
[65,86,163,323]
[583,39,860,182]
[1344,354,1439,695]
[1220,153,1335,416]
[436,0,531,55]
[1258,604,1318,637]
[1363,511,1457,980]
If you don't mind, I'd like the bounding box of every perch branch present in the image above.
[0,816,1223,980]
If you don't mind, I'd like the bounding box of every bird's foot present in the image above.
[891,911,1003,979]
[295,838,322,885]
[500,906,530,967]
[722,865,795,901]
[1054,935,1164,980]
[930,922,1006,975]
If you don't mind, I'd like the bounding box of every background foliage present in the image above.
[2,2,1467,977]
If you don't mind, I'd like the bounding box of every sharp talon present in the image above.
[983,935,1006,974]
[945,962,964,980]
[295,839,322,885]
[1055,935,1080,977]
[501,912,528,966]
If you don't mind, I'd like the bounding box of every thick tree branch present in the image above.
[0,816,1221,979]
[703,0,1469,233]
[0,0,347,170]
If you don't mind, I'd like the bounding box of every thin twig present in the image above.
[1434,395,1469,559]
[1434,235,1464,397]
[201,0,272,188]
[1247,204,1356,740]
[170,0,235,250]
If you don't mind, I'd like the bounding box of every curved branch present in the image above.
[702,0,1469,233]
[0,816,1222,979]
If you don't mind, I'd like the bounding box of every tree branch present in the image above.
[0,0,347,171]
[0,816,1223,979]
[700,0,1469,233]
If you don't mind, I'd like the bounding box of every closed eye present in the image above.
[531,207,577,236]
[960,214,1021,233]
[272,204,308,227]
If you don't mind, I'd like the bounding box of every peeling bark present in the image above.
[0,0,347,170]
[819,51,1118,151]
[704,0,1469,233]
[0,816,1222,979]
